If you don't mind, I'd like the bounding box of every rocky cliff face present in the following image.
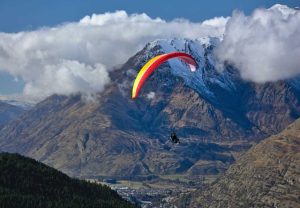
[184,118,300,208]
[0,38,299,180]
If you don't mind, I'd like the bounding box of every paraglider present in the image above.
[170,132,180,144]
[131,52,197,145]
[131,52,197,99]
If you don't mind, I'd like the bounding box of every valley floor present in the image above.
[86,174,218,207]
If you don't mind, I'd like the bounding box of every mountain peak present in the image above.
[146,37,220,53]
[141,37,236,103]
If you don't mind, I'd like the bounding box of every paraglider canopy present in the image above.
[132,52,197,99]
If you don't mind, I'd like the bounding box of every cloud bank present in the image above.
[2,5,297,101]
[0,11,228,101]
[215,4,300,82]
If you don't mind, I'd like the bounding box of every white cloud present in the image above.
[23,61,109,100]
[0,10,228,101]
[202,16,229,27]
[215,4,300,82]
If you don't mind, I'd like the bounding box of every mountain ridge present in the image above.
[181,118,300,208]
[0,101,26,129]
[0,38,299,182]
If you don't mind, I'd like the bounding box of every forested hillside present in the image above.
[0,152,136,208]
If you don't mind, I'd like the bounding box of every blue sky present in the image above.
[0,0,299,97]
[0,0,299,32]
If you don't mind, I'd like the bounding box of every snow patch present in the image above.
[143,37,239,101]
[147,92,156,99]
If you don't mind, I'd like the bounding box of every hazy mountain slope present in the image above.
[0,38,300,180]
[185,118,300,208]
[0,101,26,128]
[0,152,135,208]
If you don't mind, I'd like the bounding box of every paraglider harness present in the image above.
[170,132,180,144]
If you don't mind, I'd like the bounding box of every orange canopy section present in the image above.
[132,52,197,99]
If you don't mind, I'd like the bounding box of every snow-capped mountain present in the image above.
[140,38,237,103]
